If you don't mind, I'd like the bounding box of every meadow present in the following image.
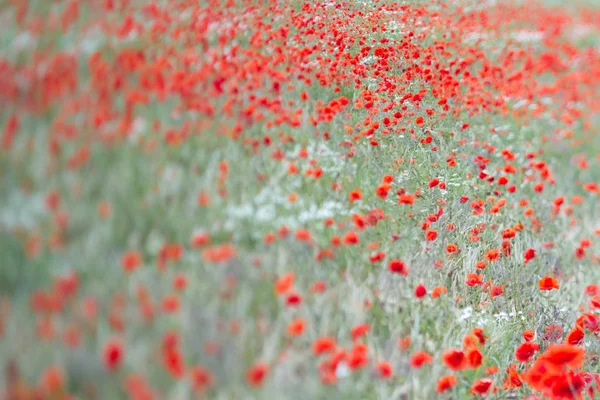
[0,0,599,399]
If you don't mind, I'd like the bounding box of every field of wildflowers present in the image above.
[1,0,599,398]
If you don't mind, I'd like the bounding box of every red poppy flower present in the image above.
[376,361,393,379]
[398,193,415,205]
[436,375,457,393]
[103,338,124,371]
[121,251,142,273]
[285,292,302,307]
[565,325,584,345]
[523,330,535,341]
[414,284,427,298]
[538,276,559,291]
[466,347,483,368]
[389,259,409,276]
[550,371,586,399]
[351,323,370,340]
[446,244,458,254]
[275,273,294,295]
[431,286,447,298]
[410,351,433,368]
[541,344,585,369]
[163,347,186,379]
[503,364,522,390]
[246,362,269,387]
[442,349,466,371]
[349,188,363,203]
[466,273,483,286]
[313,337,337,355]
[524,248,536,264]
[428,178,440,188]
[347,343,369,370]
[287,318,306,337]
[515,341,540,363]
[471,328,487,345]
[485,249,499,261]
[41,365,64,393]
[343,230,359,245]
[425,230,438,241]
[471,378,494,396]
[191,365,214,392]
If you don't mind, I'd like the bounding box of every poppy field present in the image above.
[1,0,600,398]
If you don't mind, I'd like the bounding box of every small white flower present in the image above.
[335,362,351,379]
